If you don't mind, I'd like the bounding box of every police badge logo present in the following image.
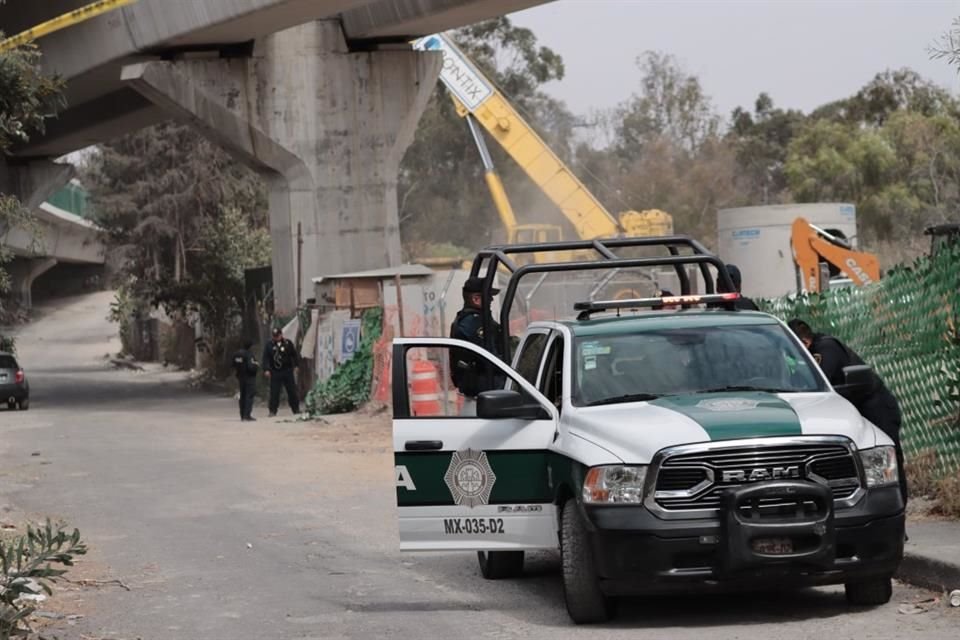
[444,449,496,508]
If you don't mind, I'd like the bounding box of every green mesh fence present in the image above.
[760,245,960,475]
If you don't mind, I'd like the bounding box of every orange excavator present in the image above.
[791,217,880,293]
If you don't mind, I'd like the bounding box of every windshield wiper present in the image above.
[694,385,793,394]
[586,392,660,407]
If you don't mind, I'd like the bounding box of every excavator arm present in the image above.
[791,217,880,292]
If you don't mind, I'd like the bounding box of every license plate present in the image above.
[752,537,794,555]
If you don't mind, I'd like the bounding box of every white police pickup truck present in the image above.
[391,237,904,624]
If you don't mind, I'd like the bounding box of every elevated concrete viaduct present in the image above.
[1,0,551,312]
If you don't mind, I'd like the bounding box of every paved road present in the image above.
[1,293,957,639]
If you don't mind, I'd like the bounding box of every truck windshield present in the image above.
[573,324,825,407]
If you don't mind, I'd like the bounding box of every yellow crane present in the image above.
[412,33,673,257]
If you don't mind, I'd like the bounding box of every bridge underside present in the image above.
[2,0,550,313]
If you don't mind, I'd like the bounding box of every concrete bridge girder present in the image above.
[6,257,58,309]
[122,20,441,313]
[0,159,75,213]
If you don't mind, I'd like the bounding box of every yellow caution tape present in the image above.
[0,0,138,53]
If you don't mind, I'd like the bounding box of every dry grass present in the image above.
[905,448,960,518]
[935,472,960,518]
[906,449,942,498]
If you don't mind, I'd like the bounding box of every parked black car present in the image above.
[0,352,29,410]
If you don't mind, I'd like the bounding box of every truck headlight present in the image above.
[859,446,899,488]
[582,465,648,504]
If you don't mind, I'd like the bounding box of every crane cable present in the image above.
[0,0,138,53]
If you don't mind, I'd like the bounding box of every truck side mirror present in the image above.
[477,389,549,420]
[834,364,874,402]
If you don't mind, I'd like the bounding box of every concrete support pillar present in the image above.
[121,20,441,313]
[6,257,57,309]
[0,159,75,212]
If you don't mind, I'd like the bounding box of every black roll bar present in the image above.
[496,253,736,357]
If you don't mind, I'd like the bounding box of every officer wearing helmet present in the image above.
[449,276,506,415]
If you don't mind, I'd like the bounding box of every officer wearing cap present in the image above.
[717,263,760,310]
[262,327,301,417]
[450,276,506,415]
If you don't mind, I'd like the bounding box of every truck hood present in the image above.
[566,391,877,464]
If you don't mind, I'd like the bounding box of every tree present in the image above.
[728,93,806,203]
[0,37,65,314]
[614,51,719,157]
[929,17,960,72]
[84,121,269,374]
[575,51,740,244]
[785,102,960,246]
[810,69,958,128]
[398,17,574,254]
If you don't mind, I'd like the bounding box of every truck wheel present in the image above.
[845,576,893,605]
[17,399,28,411]
[477,551,524,579]
[561,501,614,624]
[6,400,13,410]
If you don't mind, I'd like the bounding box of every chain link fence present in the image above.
[760,245,960,476]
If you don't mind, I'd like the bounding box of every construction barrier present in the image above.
[762,244,960,475]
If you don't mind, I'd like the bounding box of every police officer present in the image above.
[787,319,908,503]
[450,277,506,415]
[232,339,259,421]
[717,263,760,310]
[262,328,301,417]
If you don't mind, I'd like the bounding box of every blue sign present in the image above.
[732,229,761,238]
[340,320,361,362]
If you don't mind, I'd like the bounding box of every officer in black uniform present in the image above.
[717,263,760,310]
[232,339,259,421]
[262,328,301,417]
[450,277,506,415]
[787,319,907,503]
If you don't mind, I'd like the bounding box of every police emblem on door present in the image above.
[444,449,496,508]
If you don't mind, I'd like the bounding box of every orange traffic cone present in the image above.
[410,360,442,416]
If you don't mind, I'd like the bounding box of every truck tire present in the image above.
[560,501,614,624]
[17,399,28,411]
[477,551,524,579]
[845,576,893,605]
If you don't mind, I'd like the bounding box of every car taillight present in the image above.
[14,370,24,384]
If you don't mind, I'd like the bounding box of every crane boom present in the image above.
[413,33,624,240]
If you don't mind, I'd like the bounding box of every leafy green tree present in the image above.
[785,73,960,247]
[84,121,269,374]
[0,36,64,313]
[728,93,806,203]
[398,17,573,254]
[811,69,957,126]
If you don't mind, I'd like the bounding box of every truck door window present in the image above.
[541,336,564,409]
[513,332,548,385]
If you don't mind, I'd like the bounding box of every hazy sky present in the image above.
[509,0,960,122]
